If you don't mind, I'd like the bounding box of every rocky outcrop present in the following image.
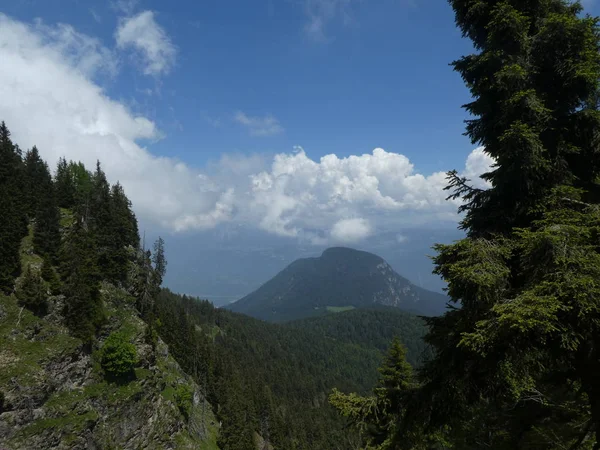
[0,284,219,450]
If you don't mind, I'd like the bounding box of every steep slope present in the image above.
[286,306,431,363]
[0,281,219,449]
[155,289,430,450]
[227,247,448,322]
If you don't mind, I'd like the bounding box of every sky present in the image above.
[2,0,598,297]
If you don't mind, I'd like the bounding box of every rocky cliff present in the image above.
[0,281,219,449]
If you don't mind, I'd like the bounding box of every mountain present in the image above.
[227,247,449,322]
[161,226,462,306]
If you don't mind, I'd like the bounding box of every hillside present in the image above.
[286,306,431,363]
[154,289,429,450]
[227,247,448,322]
[0,129,218,450]
[0,231,219,450]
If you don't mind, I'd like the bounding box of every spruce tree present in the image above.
[59,216,104,341]
[23,146,47,218]
[408,1,600,448]
[41,255,61,295]
[31,158,61,261]
[152,237,167,288]
[15,265,48,316]
[54,157,75,209]
[0,121,27,292]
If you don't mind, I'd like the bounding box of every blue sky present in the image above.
[3,0,477,172]
[1,0,598,297]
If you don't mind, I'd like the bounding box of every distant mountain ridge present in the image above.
[227,247,448,322]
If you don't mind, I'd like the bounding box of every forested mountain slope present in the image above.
[228,246,448,322]
[0,124,218,449]
[154,289,429,450]
[286,306,431,364]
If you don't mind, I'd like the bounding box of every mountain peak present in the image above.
[228,248,448,322]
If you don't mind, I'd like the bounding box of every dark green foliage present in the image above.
[330,339,430,450]
[174,384,193,420]
[0,121,27,292]
[23,146,48,218]
[59,218,104,341]
[288,307,430,366]
[31,158,61,261]
[15,265,48,316]
[54,157,75,208]
[40,255,61,295]
[353,1,600,449]
[101,331,137,378]
[154,289,429,450]
[228,247,448,322]
[152,237,166,287]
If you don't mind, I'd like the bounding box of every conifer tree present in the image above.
[0,121,27,292]
[152,237,167,288]
[41,255,61,295]
[59,216,104,341]
[23,146,48,218]
[31,157,61,261]
[54,157,75,209]
[15,265,48,316]
[406,1,600,448]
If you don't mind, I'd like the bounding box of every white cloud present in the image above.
[0,14,495,245]
[234,111,284,137]
[463,146,493,189]
[331,218,371,242]
[32,19,117,78]
[0,13,226,232]
[115,11,176,76]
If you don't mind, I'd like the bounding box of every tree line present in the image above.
[0,122,165,342]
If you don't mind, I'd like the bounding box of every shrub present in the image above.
[174,384,193,420]
[101,332,137,378]
[15,265,48,316]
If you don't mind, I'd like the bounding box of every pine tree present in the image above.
[0,121,27,292]
[152,237,167,288]
[41,255,61,295]
[408,1,600,448]
[31,158,61,261]
[59,216,104,341]
[54,157,75,209]
[23,146,48,218]
[15,265,48,316]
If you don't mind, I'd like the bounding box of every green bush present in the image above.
[174,384,193,420]
[16,265,48,316]
[101,332,137,378]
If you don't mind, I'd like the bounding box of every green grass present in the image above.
[19,225,43,271]
[18,409,99,438]
[326,305,356,313]
[0,293,80,385]
[59,208,75,229]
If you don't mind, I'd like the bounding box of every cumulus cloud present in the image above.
[234,111,284,137]
[0,14,495,244]
[331,218,371,242]
[115,11,176,76]
[463,146,493,189]
[0,13,226,231]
